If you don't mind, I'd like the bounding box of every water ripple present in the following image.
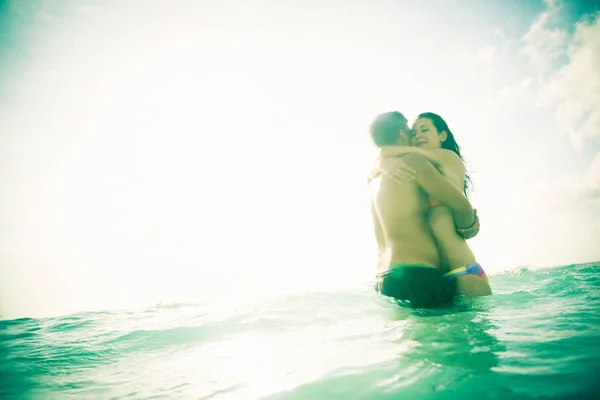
[0,262,599,399]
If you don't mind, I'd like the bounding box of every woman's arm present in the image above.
[401,154,475,229]
[380,146,444,167]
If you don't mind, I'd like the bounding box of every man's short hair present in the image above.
[369,111,410,147]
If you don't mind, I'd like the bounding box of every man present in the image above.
[368,111,478,307]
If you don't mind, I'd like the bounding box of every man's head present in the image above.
[369,111,411,147]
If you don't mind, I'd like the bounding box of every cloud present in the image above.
[540,11,600,205]
[542,13,600,150]
[519,8,600,151]
[497,77,535,105]
[523,172,600,266]
[509,7,600,265]
[588,153,600,186]
[520,12,569,73]
[520,9,600,191]
[583,152,600,200]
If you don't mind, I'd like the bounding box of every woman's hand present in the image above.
[457,209,480,239]
[378,158,416,184]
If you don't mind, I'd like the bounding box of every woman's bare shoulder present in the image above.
[433,149,464,167]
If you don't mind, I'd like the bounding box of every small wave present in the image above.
[493,266,534,277]
[0,317,37,327]
[107,323,227,349]
[153,302,203,310]
[493,262,600,278]
[45,318,95,333]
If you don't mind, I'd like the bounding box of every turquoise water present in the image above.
[1,263,599,399]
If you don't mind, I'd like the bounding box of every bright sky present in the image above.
[1,0,599,319]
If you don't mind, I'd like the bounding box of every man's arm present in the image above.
[380,146,444,167]
[370,157,416,185]
[402,154,475,229]
[367,157,383,184]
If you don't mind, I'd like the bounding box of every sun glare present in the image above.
[4,0,596,319]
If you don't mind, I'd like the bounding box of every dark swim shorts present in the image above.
[375,265,455,307]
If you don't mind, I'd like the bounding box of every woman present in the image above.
[379,112,492,296]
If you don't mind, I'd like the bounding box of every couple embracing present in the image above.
[368,111,492,307]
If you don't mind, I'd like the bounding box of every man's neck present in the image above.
[395,136,409,146]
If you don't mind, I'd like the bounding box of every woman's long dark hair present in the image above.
[417,112,472,196]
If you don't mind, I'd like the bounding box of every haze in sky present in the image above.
[1,0,599,319]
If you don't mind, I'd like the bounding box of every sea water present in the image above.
[1,262,599,399]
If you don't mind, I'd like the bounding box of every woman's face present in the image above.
[411,117,447,149]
